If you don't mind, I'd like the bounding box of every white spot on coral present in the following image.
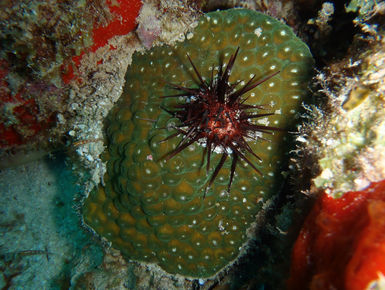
[280,30,287,36]
[219,190,228,197]
[218,220,225,231]
[257,117,269,125]
[254,27,262,37]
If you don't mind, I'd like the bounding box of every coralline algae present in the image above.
[83,9,313,278]
[301,36,385,197]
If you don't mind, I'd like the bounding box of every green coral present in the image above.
[83,9,313,278]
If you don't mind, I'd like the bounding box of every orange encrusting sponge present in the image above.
[288,179,385,290]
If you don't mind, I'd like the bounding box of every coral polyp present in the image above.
[162,48,281,191]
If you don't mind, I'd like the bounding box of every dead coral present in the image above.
[307,2,334,38]
[0,0,109,88]
[296,35,385,196]
[72,248,132,289]
[136,0,202,48]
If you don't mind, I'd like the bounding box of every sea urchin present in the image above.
[161,48,281,192]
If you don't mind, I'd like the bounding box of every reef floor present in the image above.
[0,154,103,289]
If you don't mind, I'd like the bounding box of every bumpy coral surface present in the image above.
[287,179,385,290]
[83,9,313,278]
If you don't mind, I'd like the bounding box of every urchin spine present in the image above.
[161,48,281,191]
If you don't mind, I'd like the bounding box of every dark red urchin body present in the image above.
[161,48,281,192]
